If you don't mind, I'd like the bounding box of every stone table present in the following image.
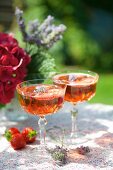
[0,103,113,170]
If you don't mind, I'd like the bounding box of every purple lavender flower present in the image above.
[39,15,54,33]
[15,7,29,42]
[28,19,39,33]
[15,7,66,49]
[41,24,66,48]
[15,7,23,19]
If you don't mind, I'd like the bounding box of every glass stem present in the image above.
[71,105,78,138]
[38,116,47,145]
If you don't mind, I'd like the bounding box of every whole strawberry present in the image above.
[5,132,26,150]
[22,127,37,144]
[10,133,26,150]
[5,127,20,137]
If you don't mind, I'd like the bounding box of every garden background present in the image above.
[0,0,113,105]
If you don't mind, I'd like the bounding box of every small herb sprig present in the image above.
[47,145,90,166]
[34,86,47,93]
[46,145,68,166]
[76,146,90,155]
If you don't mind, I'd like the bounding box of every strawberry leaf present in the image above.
[28,130,37,139]
[4,131,12,141]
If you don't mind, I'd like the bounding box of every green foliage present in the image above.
[23,0,113,72]
[91,74,113,105]
[0,104,5,109]
[26,49,56,80]
[64,24,102,68]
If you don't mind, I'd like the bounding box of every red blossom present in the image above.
[0,33,18,50]
[0,33,31,104]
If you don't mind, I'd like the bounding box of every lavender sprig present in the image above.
[46,146,68,166]
[39,15,54,33]
[28,19,40,34]
[15,7,66,49]
[41,24,66,48]
[15,7,29,42]
[76,146,90,155]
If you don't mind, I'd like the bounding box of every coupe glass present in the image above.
[53,70,99,143]
[16,79,66,145]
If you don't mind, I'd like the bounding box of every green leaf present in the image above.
[0,104,5,109]
[4,131,12,142]
[26,51,56,80]
[28,130,37,139]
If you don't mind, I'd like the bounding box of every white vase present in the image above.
[4,97,29,122]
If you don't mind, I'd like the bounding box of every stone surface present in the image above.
[0,103,113,170]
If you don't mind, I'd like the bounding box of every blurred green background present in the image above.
[0,0,113,105]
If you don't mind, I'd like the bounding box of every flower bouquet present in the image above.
[0,7,66,109]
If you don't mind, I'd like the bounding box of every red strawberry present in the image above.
[5,127,20,139]
[5,128,26,150]
[22,127,37,144]
[10,133,26,150]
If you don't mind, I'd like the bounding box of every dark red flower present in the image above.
[0,33,18,50]
[0,33,31,104]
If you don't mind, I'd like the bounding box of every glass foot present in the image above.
[64,132,89,147]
